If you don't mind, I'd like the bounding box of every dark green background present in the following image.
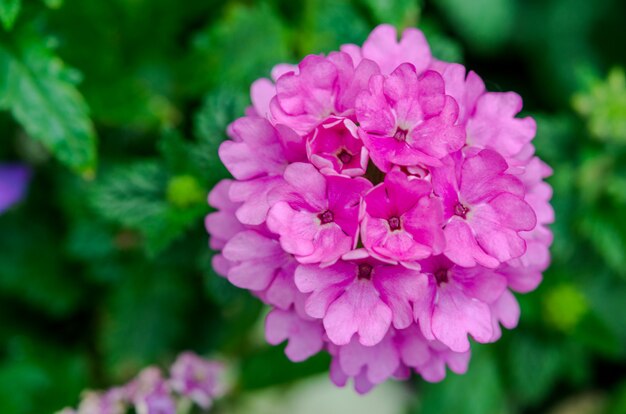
[0,0,625,413]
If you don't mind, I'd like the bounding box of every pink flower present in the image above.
[267,163,372,265]
[395,324,471,382]
[329,332,402,394]
[432,149,537,267]
[413,255,508,352]
[342,24,431,76]
[265,307,325,362]
[429,60,485,125]
[270,53,380,135]
[295,257,423,346]
[361,171,445,264]
[356,64,465,171]
[169,352,226,409]
[73,389,126,414]
[467,92,537,158]
[219,117,304,181]
[306,117,368,177]
[205,23,552,394]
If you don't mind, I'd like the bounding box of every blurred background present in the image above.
[1,0,626,413]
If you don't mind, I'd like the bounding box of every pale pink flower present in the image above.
[169,352,226,409]
[127,368,176,414]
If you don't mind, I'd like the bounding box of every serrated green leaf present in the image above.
[0,0,20,30]
[0,30,97,174]
[90,161,207,255]
[192,88,248,184]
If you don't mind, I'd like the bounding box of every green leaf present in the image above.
[192,87,248,184]
[300,0,369,54]
[0,336,89,413]
[417,348,505,414]
[0,30,97,174]
[360,0,420,27]
[100,263,194,380]
[239,346,330,391]
[507,334,564,405]
[0,210,83,317]
[578,210,626,279]
[182,3,290,96]
[42,0,63,9]
[0,0,20,30]
[434,0,515,53]
[420,18,464,63]
[90,161,207,255]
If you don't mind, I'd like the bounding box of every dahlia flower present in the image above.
[206,24,553,393]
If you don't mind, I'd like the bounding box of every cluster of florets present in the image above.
[206,24,553,393]
[59,352,226,414]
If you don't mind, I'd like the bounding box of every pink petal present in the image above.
[265,309,325,362]
[443,219,499,268]
[324,280,393,346]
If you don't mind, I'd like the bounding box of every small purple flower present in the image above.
[0,164,31,214]
[169,352,226,409]
[127,367,176,414]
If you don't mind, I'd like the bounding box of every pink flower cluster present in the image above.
[206,24,553,393]
[59,352,226,414]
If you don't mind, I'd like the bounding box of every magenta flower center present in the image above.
[318,210,335,224]
[337,149,353,164]
[453,202,470,219]
[434,268,450,285]
[357,263,373,280]
[393,128,409,142]
[388,216,402,231]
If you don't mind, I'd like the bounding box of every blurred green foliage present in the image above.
[0,0,625,413]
